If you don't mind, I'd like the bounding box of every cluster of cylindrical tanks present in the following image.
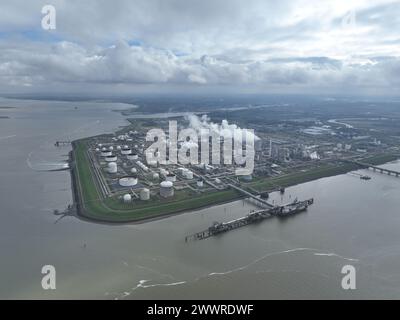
[122,188,150,203]
[95,140,210,205]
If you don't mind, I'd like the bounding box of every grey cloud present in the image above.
[0,0,399,94]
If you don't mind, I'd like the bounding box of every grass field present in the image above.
[72,140,398,223]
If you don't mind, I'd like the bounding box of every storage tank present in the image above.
[121,147,132,155]
[95,148,100,152]
[130,167,137,174]
[119,176,138,187]
[140,188,150,200]
[152,173,160,180]
[165,173,176,182]
[116,145,122,151]
[160,168,169,177]
[123,194,132,203]
[105,154,117,162]
[109,146,114,151]
[98,143,103,148]
[160,181,174,198]
[107,162,117,174]
[147,159,158,167]
[184,170,194,180]
[127,153,138,160]
[197,179,204,188]
[101,150,112,157]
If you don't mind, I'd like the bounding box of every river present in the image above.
[1,97,400,299]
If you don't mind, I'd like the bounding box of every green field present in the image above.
[72,140,398,223]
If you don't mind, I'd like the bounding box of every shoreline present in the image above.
[70,140,399,224]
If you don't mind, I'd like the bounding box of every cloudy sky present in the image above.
[0,0,399,96]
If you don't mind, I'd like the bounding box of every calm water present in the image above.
[1,97,400,299]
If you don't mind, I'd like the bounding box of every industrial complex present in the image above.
[70,114,400,223]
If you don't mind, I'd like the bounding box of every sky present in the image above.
[0,0,399,96]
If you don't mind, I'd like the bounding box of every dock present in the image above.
[185,197,314,242]
[227,183,274,208]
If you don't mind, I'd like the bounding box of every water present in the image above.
[1,97,400,299]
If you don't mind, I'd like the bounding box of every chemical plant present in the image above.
[70,114,399,223]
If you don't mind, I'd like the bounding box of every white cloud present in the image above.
[0,0,399,94]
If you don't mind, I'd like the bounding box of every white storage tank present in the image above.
[185,171,194,180]
[109,146,114,151]
[119,176,138,187]
[140,188,150,200]
[116,145,122,151]
[123,194,132,203]
[160,168,169,177]
[147,159,157,167]
[121,146,132,155]
[101,150,112,157]
[105,154,117,162]
[127,153,138,160]
[197,179,204,188]
[152,173,160,180]
[165,173,176,182]
[107,162,117,174]
[130,167,137,174]
[160,181,174,198]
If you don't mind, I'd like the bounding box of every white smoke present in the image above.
[185,114,260,143]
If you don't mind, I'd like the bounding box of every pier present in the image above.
[227,183,274,208]
[185,195,314,242]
